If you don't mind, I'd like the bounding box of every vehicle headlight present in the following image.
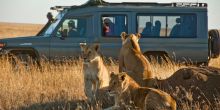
[0,42,6,49]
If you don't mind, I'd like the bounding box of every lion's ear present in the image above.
[121,32,127,41]
[93,43,100,52]
[80,43,87,51]
[120,73,126,81]
[135,33,141,40]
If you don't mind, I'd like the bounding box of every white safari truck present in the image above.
[0,0,219,64]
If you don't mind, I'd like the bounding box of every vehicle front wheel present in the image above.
[10,53,39,71]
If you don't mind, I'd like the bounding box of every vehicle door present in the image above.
[49,16,92,61]
[98,13,131,58]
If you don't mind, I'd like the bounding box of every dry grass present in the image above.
[209,56,220,68]
[0,23,219,109]
[0,58,86,109]
[0,57,183,110]
[0,57,218,109]
[0,22,43,38]
[150,58,185,79]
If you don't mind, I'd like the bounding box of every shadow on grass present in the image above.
[19,88,114,110]
[19,100,87,110]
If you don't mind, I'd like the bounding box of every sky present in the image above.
[0,0,219,29]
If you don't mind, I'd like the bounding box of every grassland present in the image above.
[0,22,219,110]
[0,22,43,38]
[0,57,183,109]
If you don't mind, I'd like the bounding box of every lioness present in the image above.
[108,72,176,110]
[119,32,154,87]
[80,43,110,102]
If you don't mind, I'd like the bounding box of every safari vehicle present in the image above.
[0,0,219,64]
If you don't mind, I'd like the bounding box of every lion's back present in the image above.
[144,88,176,110]
[125,75,176,110]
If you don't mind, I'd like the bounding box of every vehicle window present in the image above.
[44,19,61,36]
[168,15,196,37]
[137,16,166,37]
[56,18,87,38]
[102,15,127,37]
[137,14,197,38]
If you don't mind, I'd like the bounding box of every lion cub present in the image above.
[108,72,176,110]
[119,32,154,87]
[80,43,110,101]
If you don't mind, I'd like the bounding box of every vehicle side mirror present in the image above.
[61,29,68,40]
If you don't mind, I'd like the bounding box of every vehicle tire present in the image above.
[10,52,39,71]
[208,29,220,58]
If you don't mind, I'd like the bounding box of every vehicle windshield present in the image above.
[42,11,66,36]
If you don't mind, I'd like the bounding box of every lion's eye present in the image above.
[88,51,91,55]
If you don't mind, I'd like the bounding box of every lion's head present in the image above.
[80,43,100,63]
[108,72,130,95]
[120,32,141,52]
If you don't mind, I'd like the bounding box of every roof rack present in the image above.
[109,2,172,7]
[50,6,76,11]
[172,2,207,7]
[50,1,208,11]
[107,2,207,7]
[82,0,107,6]
[50,0,107,11]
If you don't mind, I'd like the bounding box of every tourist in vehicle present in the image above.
[47,12,54,23]
[152,20,161,36]
[68,20,79,37]
[103,18,114,36]
[142,22,152,37]
[170,18,181,37]
[37,12,54,36]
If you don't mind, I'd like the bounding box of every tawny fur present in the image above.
[119,32,154,87]
[108,72,176,110]
[80,43,110,101]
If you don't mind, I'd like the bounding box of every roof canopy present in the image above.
[83,0,107,6]
[50,0,207,11]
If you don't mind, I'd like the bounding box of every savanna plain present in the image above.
[0,22,219,110]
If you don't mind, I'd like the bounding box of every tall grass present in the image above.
[149,57,185,79]
[209,56,220,68]
[0,58,86,109]
[0,55,182,110]
[0,56,219,109]
[0,57,180,109]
